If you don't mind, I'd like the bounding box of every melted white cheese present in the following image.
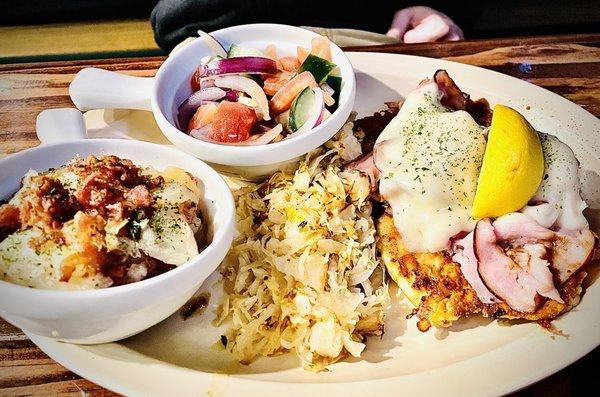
[521,133,588,231]
[138,205,199,265]
[0,228,111,290]
[374,82,486,252]
[154,181,198,205]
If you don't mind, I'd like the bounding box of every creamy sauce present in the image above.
[374,82,486,252]
[521,133,588,231]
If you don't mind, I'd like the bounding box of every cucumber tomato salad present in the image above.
[177,35,343,145]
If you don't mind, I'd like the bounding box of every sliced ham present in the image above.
[551,229,597,284]
[506,243,563,303]
[475,219,537,312]
[475,219,562,313]
[493,213,596,285]
[452,231,498,304]
[433,70,492,127]
[343,152,379,194]
[493,212,555,242]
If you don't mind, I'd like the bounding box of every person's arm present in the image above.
[151,0,398,51]
[386,2,482,43]
[151,0,481,51]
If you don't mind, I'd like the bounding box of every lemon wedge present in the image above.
[471,104,544,219]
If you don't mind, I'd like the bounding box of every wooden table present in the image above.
[0,33,599,396]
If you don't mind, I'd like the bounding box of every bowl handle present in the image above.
[69,67,154,112]
[36,108,87,144]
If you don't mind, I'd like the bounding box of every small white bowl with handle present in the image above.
[0,108,235,344]
[69,23,356,180]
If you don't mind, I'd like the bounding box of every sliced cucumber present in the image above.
[289,87,316,132]
[227,44,265,58]
[326,75,342,95]
[298,54,337,83]
[325,74,342,112]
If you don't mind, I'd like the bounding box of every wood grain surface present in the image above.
[0,34,599,396]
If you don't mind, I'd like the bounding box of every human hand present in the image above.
[386,6,464,43]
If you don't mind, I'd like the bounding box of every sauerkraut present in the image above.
[216,116,389,371]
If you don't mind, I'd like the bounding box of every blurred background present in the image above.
[1,0,599,63]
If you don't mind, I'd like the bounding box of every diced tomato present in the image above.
[279,56,301,72]
[209,102,257,143]
[263,71,294,96]
[269,71,317,114]
[187,102,219,132]
[191,67,202,91]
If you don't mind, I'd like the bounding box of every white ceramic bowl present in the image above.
[0,110,236,344]
[69,23,356,179]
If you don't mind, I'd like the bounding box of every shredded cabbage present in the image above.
[216,115,389,371]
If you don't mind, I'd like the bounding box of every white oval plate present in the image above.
[26,52,600,397]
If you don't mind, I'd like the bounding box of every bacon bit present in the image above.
[75,175,117,210]
[39,177,81,224]
[126,185,152,208]
[106,202,124,220]
[0,204,20,227]
[19,181,66,232]
[73,155,155,219]
[82,155,143,189]
[0,204,21,242]
[18,199,42,229]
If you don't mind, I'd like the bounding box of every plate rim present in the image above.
[23,51,600,396]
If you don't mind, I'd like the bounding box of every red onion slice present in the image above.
[234,124,283,146]
[321,88,335,107]
[188,123,283,146]
[189,124,212,140]
[320,83,335,96]
[200,77,216,88]
[177,87,227,130]
[214,75,270,121]
[187,87,227,105]
[314,107,325,126]
[197,30,227,58]
[201,57,277,77]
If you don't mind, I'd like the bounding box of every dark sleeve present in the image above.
[151,0,400,51]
